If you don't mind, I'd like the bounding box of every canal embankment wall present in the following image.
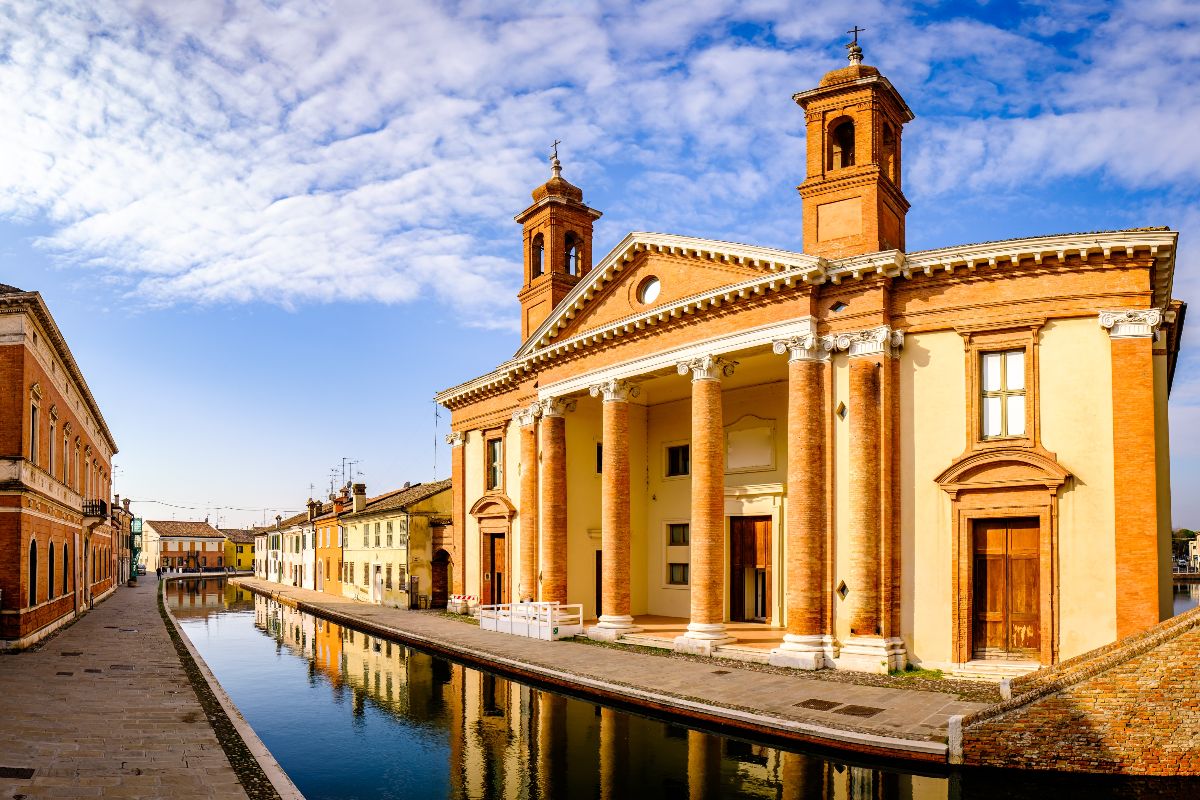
[949,602,1200,775]
[231,576,987,768]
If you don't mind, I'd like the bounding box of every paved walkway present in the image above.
[236,577,989,761]
[0,578,250,799]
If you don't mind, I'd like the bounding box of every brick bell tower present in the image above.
[793,35,914,260]
[515,148,602,342]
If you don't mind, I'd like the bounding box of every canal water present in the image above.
[169,579,1198,799]
[1174,582,1199,616]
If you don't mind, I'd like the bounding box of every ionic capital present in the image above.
[538,397,577,418]
[771,335,830,362]
[676,355,737,381]
[512,402,542,427]
[1099,308,1162,340]
[830,325,904,358]
[445,430,466,447]
[588,379,641,403]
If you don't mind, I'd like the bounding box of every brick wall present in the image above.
[957,603,1200,775]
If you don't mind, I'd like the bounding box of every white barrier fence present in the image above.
[478,601,584,641]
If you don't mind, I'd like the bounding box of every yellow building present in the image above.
[220,528,256,571]
[436,45,1186,675]
[339,480,453,609]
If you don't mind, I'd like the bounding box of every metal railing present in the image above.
[82,499,108,517]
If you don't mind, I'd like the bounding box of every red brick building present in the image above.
[1,284,119,649]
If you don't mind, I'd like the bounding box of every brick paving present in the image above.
[236,577,989,753]
[0,577,250,799]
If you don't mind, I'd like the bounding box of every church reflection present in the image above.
[177,584,946,799]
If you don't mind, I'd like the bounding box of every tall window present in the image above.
[62,432,68,485]
[49,543,56,598]
[668,563,689,586]
[830,119,855,169]
[48,420,55,476]
[565,233,581,276]
[531,233,544,279]
[668,523,690,546]
[981,350,1026,438]
[62,542,69,595]
[29,403,39,465]
[374,522,380,547]
[74,441,80,491]
[485,436,503,490]
[28,539,37,606]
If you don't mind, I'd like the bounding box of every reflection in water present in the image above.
[1174,583,1199,617]
[168,579,1199,800]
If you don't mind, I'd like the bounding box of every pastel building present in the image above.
[436,47,1186,673]
[143,520,226,570]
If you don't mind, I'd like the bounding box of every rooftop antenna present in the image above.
[433,400,440,479]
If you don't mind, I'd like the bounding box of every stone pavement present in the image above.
[237,577,989,761]
[0,577,250,799]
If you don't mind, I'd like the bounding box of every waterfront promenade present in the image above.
[0,578,251,799]
[234,576,990,763]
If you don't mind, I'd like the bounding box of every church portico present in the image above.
[438,41,1183,681]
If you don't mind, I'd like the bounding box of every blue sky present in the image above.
[0,0,1197,528]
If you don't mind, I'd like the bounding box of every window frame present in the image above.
[484,431,504,491]
[957,321,1042,450]
[980,349,1028,440]
[663,441,691,479]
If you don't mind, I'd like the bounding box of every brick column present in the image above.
[515,405,540,602]
[768,335,833,670]
[674,355,736,655]
[588,379,641,640]
[1101,309,1164,637]
[831,326,906,673]
[538,397,573,605]
[687,729,721,800]
[537,691,567,797]
[446,431,466,596]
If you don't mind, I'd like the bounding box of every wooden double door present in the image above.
[482,532,506,605]
[972,518,1040,659]
[730,516,772,623]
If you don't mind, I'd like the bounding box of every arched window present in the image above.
[564,233,581,277]
[28,539,37,607]
[63,542,69,596]
[49,542,56,598]
[531,233,544,279]
[830,119,855,170]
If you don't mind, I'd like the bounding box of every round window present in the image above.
[636,276,661,305]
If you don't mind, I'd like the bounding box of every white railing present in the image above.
[477,601,584,641]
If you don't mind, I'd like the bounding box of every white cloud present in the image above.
[0,0,1197,330]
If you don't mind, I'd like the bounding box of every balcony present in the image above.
[82,499,109,519]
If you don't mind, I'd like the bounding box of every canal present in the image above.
[169,579,1198,799]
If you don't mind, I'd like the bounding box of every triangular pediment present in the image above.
[516,232,825,356]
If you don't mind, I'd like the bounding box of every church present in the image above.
[435,42,1185,674]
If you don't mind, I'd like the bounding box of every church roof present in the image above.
[434,226,1178,409]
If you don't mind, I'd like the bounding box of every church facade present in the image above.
[436,49,1185,673]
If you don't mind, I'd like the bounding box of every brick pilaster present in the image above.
[786,355,827,637]
[1105,313,1162,637]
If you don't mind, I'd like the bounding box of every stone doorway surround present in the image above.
[936,446,1069,667]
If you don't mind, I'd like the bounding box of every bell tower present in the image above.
[515,148,602,342]
[794,35,914,260]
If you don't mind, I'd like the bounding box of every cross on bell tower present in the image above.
[793,37,914,259]
[514,145,603,343]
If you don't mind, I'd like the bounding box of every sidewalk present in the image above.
[0,578,250,799]
[236,577,990,763]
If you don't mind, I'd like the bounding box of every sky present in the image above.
[0,0,1197,528]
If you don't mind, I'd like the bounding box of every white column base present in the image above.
[673,623,736,656]
[586,615,641,642]
[833,636,907,674]
[768,634,835,671]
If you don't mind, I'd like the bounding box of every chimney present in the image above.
[352,483,367,513]
[123,498,131,512]
[307,498,318,522]
[332,493,345,515]
[275,514,282,530]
